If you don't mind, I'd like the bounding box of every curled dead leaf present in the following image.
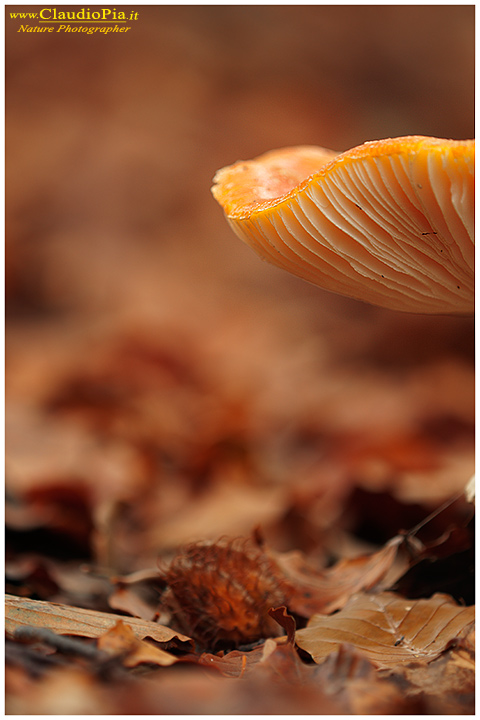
[199,643,269,678]
[273,535,406,616]
[268,606,296,644]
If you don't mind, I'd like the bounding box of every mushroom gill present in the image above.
[212,136,474,314]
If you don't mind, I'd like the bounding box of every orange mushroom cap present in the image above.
[212,136,474,314]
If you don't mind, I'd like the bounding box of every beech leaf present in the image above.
[97,620,177,667]
[5,594,194,649]
[268,605,296,644]
[295,592,474,670]
[275,536,406,616]
[199,644,268,678]
[108,586,159,622]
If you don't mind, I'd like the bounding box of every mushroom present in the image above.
[211,136,474,314]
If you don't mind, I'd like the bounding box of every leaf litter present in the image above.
[6,308,474,714]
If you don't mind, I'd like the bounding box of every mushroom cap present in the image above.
[212,136,474,314]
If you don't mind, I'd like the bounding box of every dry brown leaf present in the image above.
[199,643,269,678]
[295,592,474,669]
[97,620,177,667]
[108,586,159,622]
[311,642,420,715]
[148,480,287,551]
[268,606,296,644]
[108,568,171,624]
[6,556,112,608]
[274,536,405,617]
[111,567,162,585]
[199,634,293,679]
[389,625,475,714]
[6,403,147,505]
[97,618,145,654]
[5,594,193,649]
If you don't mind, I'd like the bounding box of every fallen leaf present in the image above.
[6,556,112,609]
[5,556,61,599]
[5,594,194,649]
[295,592,474,669]
[6,404,146,506]
[199,643,268,678]
[108,586,159,622]
[311,642,419,715]
[97,620,177,667]
[273,535,406,616]
[111,568,162,584]
[149,481,287,551]
[388,625,475,714]
[268,606,296,644]
[97,618,143,655]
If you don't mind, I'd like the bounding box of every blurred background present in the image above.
[5,6,475,574]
